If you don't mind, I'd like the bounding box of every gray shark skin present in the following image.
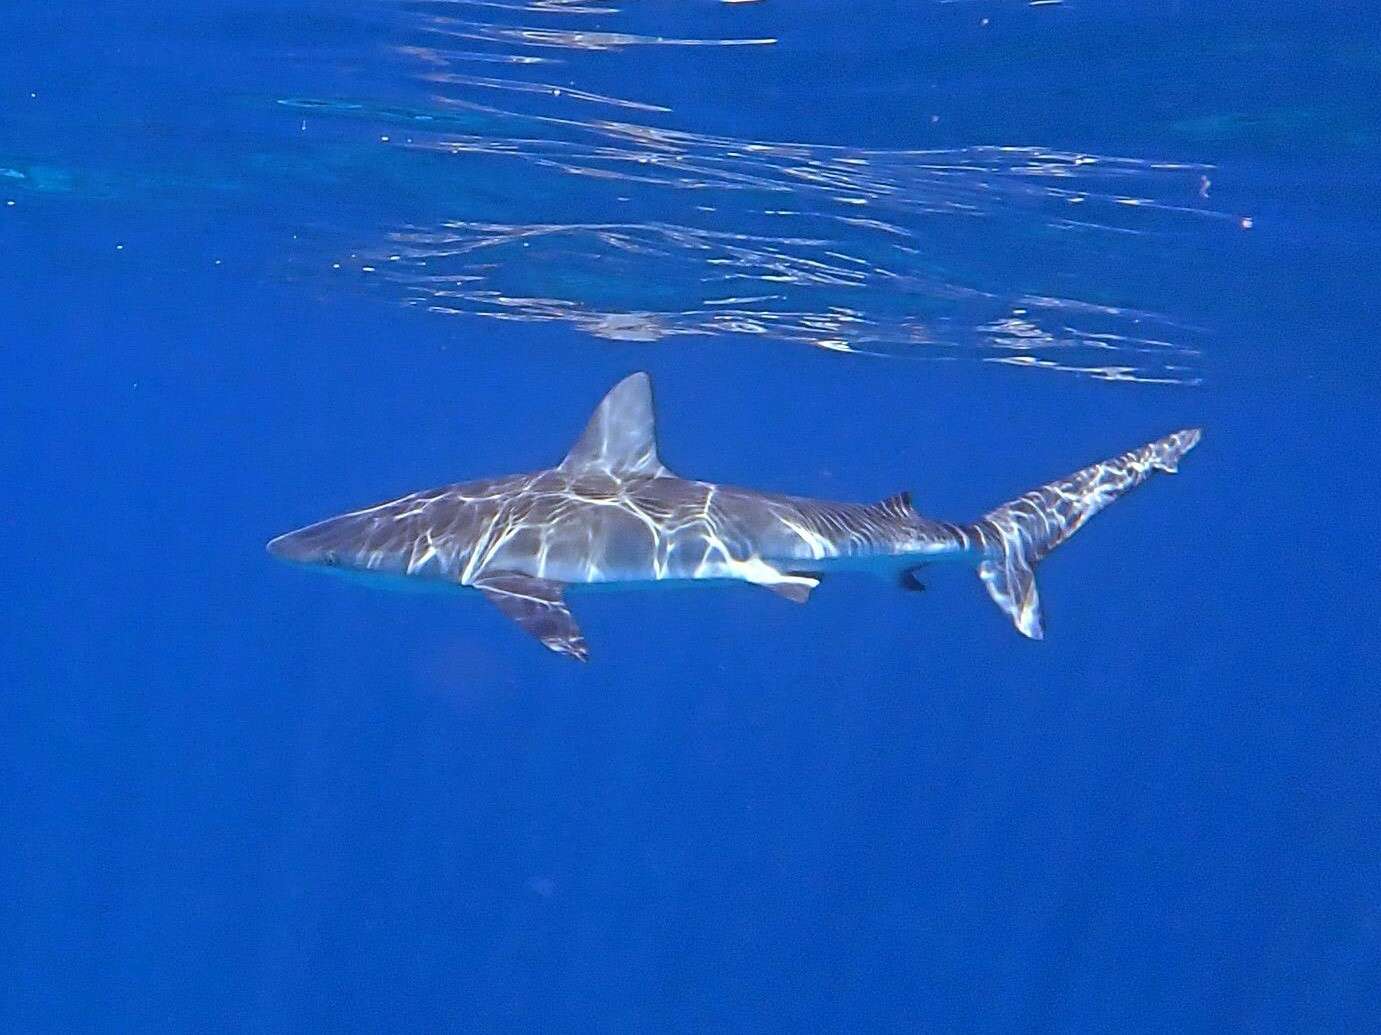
[268,373,1201,660]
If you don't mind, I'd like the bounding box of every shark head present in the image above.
[267,483,488,587]
[266,514,369,571]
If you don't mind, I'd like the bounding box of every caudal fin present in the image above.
[968,428,1202,639]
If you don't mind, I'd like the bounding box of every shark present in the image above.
[267,372,1201,660]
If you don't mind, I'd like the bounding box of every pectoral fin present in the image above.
[473,572,589,661]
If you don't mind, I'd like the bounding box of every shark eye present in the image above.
[321,551,340,566]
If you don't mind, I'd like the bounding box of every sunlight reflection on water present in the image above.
[286,0,1237,383]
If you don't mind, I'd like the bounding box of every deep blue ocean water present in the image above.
[3,1,1378,1030]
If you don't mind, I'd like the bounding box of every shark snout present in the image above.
[266,525,346,567]
[267,529,317,564]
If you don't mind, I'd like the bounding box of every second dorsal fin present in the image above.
[875,491,914,519]
[558,372,671,477]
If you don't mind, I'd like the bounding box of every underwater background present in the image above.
[3,0,1378,1029]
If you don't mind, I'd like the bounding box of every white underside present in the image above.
[306,544,967,596]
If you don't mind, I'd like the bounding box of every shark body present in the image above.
[268,373,1201,660]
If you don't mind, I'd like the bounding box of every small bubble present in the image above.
[1240,216,1253,229]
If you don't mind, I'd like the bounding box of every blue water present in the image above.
[4,1,1378,1030]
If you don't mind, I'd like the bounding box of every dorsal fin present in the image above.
[875,491,914,519]
[558,372,671,477]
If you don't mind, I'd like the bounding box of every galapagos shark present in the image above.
[268,373,1200,660]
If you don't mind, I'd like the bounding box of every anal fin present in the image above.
[898,567,927,592]
[473,572,590,661]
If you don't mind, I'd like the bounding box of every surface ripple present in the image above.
[284,0,1239,383]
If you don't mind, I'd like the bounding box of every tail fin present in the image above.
[969,428,1202,639]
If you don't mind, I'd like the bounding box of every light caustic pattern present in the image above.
[268,370,963,660]
[290,1,1236,382]
[269,375,1202,659]
[269,467,947,662]
[268,375,963,593]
